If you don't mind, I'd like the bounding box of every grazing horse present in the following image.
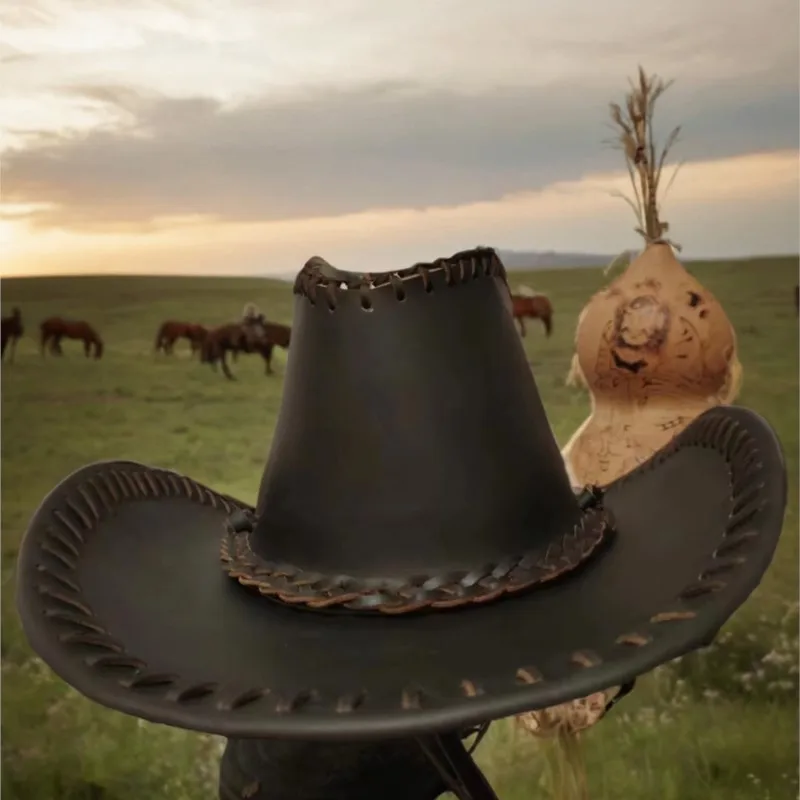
[232,321,292,375]
[40,317,104,359]
[201,311,271,381]
[154,320,208,356]
[510,286,553,338]
[1,307,23,362]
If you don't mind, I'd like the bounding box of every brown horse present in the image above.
[1,307,23,362]
[154,320,208,356]
[201,315,272,380]
[231,322,292,375]
[510,286,553,338]
[40,317,104,359]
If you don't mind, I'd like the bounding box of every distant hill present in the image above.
[266,249,631,281]
[496,249,632,270]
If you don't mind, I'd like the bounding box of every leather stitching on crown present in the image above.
[292,248,508,311]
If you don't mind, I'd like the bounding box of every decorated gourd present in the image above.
[519,67,742,799]
[562,69,741,489]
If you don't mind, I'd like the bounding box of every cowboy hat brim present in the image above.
[16,406,786,741]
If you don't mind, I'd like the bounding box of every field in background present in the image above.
[2,256,798,800]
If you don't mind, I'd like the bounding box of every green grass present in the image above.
[2,256,798,800]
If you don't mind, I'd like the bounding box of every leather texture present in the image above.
[15,247,787,744]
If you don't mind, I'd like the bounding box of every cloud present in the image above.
[3,72,798,231]
[0,52,36,65]
[3,150,797,279]
[2,0,796,248]
[4,0,797,97]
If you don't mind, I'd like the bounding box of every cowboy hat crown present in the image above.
[227,248,601,614]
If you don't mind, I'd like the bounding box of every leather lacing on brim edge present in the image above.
[30,408,766,716]
[219,498,612,614]
[293,247,508,312]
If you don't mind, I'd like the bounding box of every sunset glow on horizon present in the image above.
[2,0,798,281]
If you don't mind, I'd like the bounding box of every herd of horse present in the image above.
[154,314,292,379]
[0,305,294,381]
[1,285,555,379]
[1,309,105,362]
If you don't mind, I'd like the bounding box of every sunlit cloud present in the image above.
[0,0,796,278]
[4,77,798,232]
[3,150,797,279]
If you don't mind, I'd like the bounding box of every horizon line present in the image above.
[2,251,799,281]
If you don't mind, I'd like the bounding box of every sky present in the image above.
[1,0,798,278]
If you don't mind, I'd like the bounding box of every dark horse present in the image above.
[154,320,208,356]
[510,287,553,338]
[231,321,291,375]
[40,317,104,359]
[1,307,23,362]
[201,316,272,380]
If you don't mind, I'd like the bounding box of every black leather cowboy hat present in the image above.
[17,247,787,749]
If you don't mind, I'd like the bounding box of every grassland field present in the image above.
[1,256,798,800]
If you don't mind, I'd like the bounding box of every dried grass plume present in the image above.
[607,65,683,251]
